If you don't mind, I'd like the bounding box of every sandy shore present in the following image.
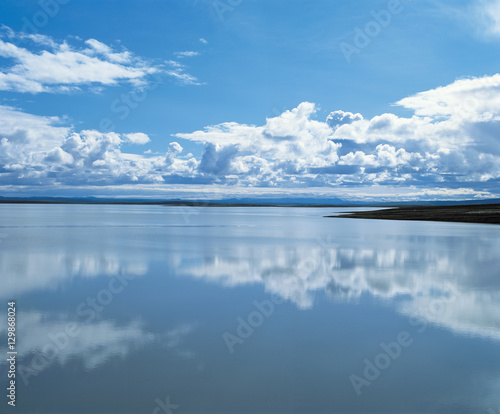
[327,204,500,225]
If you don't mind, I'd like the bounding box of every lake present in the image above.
[1,204,499,413]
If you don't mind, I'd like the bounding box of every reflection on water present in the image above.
[0,204,499,413]
[181,236,500,341]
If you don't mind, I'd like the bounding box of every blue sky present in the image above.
[1,0,500,201]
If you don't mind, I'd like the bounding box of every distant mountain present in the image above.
[1,195,499,207]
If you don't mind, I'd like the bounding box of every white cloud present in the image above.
[0,105,70,175]
[1,73,500,197]
[327,110,363,128]
[174,51,200,58]
[84,38,132,64]
[165,69,201,85]
[44,146,74,164]
[0,105,198,186]
[176,102,342,186]
[175,81,500,188]
[0,38,155,93]
[165,59,202,85]
[396,74,500,121]
[0,28,201,93]
[199,38,208,44]
[125,132,151,145]
[480,0,500,37]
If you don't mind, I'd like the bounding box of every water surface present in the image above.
[1,205,499,413]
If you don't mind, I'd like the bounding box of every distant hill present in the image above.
[1,195,500,207]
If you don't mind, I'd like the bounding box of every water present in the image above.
[0,204,499,413]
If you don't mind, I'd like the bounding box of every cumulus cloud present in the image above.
[1,73,500,198]
[175,102,343,186]
[174,79,500,190]
[0,27,201,93]
[0,105,198,186]
[125,132,151,145]
[326,110,363,128]
[396,74,500,121]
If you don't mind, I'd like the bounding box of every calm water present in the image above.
[1,204,499,413]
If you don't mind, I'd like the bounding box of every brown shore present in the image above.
[327,204,500,225]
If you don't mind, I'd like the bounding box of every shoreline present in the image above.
[327,204,500,225]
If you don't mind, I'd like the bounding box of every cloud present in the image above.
[83,38,133,64]
[326,110,363,128]
[175,102,342,186]
[0,25,57,48]
[125,132,151,145]
[175,80,500,189]
[165,69,201,85]
[174,51,200,58]
[480,0,500,37]
[396,74,500,121]
[0,28,201,93]
[0,105,198,186]
[1,73,500,198]
[199,38,208,44]
[165,60,202,85]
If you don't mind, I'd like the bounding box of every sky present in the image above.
[1,0,500,201]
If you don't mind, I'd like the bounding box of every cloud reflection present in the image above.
[2,219,499,343]
[180,238,500,340]
[0,312,196,374]
[0,251,147,299]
